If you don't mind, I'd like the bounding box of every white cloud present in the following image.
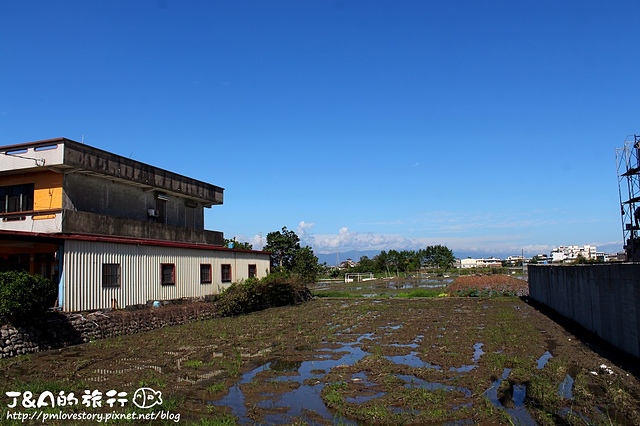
[312,227,423,253]
[297,221,316,247]
[229,211,622,258]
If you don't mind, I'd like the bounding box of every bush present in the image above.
[215,273,312,317]
[0,271,57,321]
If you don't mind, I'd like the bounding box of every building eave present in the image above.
[0,137,224,206]
[0,229,269,255]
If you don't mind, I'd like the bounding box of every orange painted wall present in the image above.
[1,171,63,211]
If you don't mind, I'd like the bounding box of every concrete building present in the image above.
[459,257,502,268]
[550,245,596,263]
[0,138,270,312]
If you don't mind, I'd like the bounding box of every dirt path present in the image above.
[1,297,639,425]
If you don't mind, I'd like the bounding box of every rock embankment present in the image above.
[1,302,219,358]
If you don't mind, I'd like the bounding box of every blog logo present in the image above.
[132,388,163,409]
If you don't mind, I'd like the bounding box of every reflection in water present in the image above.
[210,325,566,425]
[536,351,553,369]
[386,351,442,370]
[472,342,484,362]
[212,335,370,425]
[398,374,472,398]
[484,368,536,426]
[558,374,574,399]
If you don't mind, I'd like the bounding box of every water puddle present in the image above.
[398,374,472,398]
[385,351,442,370]
[345,372,385,404]
[472,343,484,362]
[450,365,476,373]
[484,368,536,426]
[485,367,588,426]
[206,325,569,425]
[382,323,403,331]
[558,374,574,399]
[450,342,484,373]
[211,335,370,425]
[536,351,553,369]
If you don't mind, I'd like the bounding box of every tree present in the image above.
[263,227,301,271]
[375,251,392,276]
[263,227,320,282]
[424,245,455,271]
[355,255,376,273]
[224,237,253,250]
[292,246,320,282]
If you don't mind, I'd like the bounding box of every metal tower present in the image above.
[616,135,640,261]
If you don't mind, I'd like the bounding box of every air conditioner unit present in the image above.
[148,209,160,217]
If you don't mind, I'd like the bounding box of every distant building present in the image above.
[0,138,270,312]
[339,258,357,269]
[459,257,502,268]
[550,245,596,263]
[505,255,524,265]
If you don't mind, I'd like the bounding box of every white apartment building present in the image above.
[459,257,503,268]
[550,245,597,263]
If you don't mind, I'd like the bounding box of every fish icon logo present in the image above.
[132,387,163,409]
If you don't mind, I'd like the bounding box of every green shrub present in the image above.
[215,273,311,317]
[0,271,57,321]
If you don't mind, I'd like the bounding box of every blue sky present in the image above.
[1,1,639,257]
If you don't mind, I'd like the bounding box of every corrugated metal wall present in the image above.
[62,240,270,312]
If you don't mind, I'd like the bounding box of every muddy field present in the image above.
[1,296,639,425]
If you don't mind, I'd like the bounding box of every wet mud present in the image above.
[1,297,639,425]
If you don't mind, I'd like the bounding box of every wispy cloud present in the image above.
[227,211,621,257]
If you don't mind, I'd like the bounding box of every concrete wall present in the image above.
[62,139,223,206]
[529,263,640,358]
[64,173,205,229]
[62,210,222,245]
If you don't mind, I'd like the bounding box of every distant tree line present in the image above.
[335,245,455,276]
[227,230,455,282]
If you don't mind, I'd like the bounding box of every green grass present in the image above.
[223,348,242,377]
[396,289,441,298]
[323,381,347,407]
[312,291,353,298]
[184,359,204,369]
[185,415,237,426]
[206,382,226,394]
[137,370,167,388]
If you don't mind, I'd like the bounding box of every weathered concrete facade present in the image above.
[529,264,640,358]
[62,210,223,246]
[1,138,269,312]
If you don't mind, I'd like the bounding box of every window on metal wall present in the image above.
[0,184,34,213]
[248,264,257,278]
[200,263,212,283]
[102,263,121,288]
[221,264,232,283]
[161,263,175,285]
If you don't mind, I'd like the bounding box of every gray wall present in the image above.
[62,210,223,246]
[64,173,205,229]
[529,264,640,358]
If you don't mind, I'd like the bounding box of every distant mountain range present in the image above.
[316,244,624,267]
[317,250,381,266]
[316,249,513,267]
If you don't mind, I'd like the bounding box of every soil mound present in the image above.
[448,274,529,296]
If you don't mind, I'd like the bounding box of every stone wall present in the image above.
[528,263,640,358]
[1,302,219,359]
